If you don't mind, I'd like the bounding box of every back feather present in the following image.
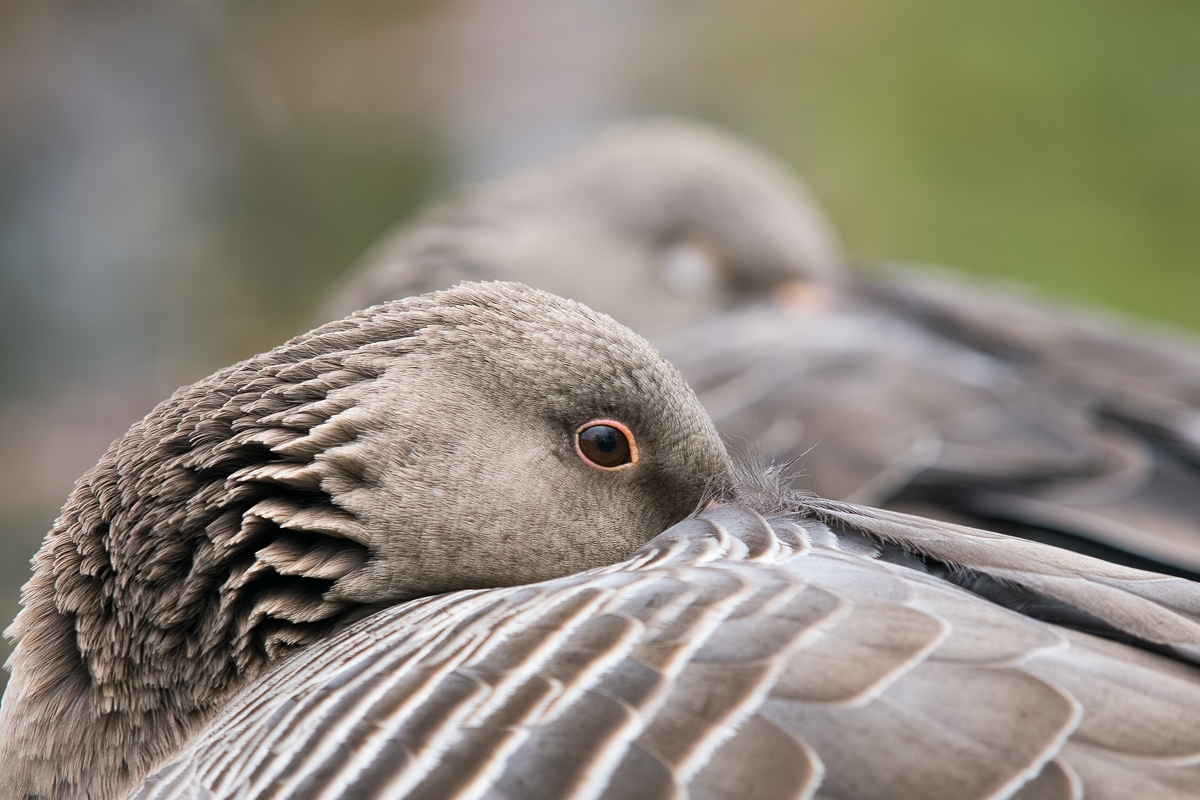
[135,501,1200,800]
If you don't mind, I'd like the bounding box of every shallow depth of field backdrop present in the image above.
[2,0,1199,689]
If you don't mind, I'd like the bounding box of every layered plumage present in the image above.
[7,277,1200,800]
[324,119,1200,578]
[0,283,732,800]
[665,268,1200,579]
[136,498,1200,799]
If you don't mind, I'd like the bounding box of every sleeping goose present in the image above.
[0,282,733,800]
[316,119,844,336]
[320,119,1200,579]
[4,282,1199,799]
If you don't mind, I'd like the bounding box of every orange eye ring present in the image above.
[575,419,639,471]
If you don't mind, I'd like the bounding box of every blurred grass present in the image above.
[211,129,447,357]
[204,1,454,355]
[667,0,1200,333]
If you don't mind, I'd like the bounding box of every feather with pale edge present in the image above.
[135,501,1200,800]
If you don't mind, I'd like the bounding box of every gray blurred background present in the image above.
[3,0,1200,688]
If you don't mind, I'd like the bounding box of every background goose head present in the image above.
[317,119,845,333]
[0,282,732,800]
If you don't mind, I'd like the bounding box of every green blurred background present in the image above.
[1,0,1199,689]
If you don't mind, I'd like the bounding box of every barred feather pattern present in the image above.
[0,297,470,799]
[136,502,1200,800]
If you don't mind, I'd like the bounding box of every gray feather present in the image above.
[135,505,1200,799]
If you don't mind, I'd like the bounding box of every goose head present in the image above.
[318,120,845,332]
[0,282,733,800]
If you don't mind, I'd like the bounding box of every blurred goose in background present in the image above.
[667,269,1200,579]
[317,120,845,336]
[4,283,1200,800]
[321,119,1200,579]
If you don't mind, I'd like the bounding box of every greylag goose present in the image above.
[321,119,1200,579]
[0,283,732,799]
[3,283,1199,799]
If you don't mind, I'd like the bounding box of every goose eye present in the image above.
[575,420,638,471]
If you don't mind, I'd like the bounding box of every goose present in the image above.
[3,283,1199,799]
[7,281,1200,800]
[0,282,733,799]
[317,120,844,337]
[321,119,1200,579]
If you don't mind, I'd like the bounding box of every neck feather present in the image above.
[0,318,397,800]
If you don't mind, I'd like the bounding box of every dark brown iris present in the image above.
[575,420,638,470]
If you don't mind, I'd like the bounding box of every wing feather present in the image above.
[761,660,1078,800]
[133,504,1200,799]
